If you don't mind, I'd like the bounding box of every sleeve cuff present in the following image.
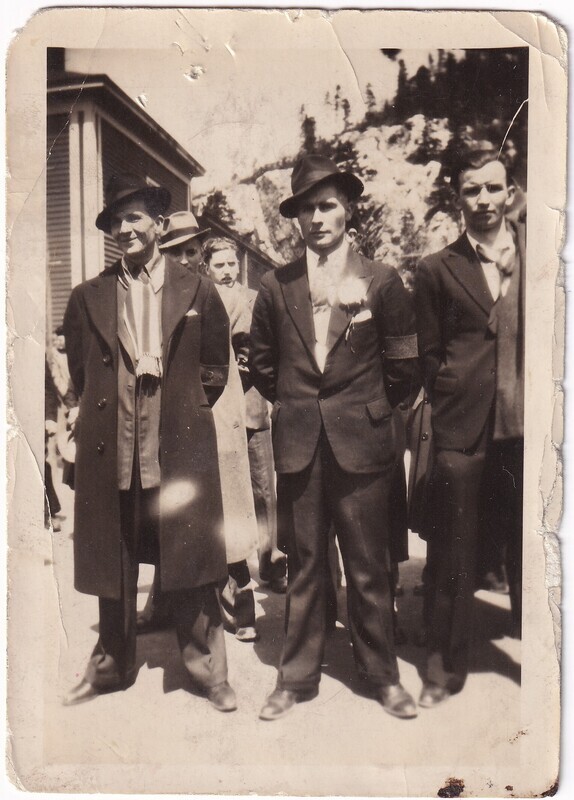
[201,364,228,387]
[383,334,418,359]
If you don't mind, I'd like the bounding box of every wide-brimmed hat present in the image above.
[95,173,171,233]
[159,211,211,250]
[279,154,364,218]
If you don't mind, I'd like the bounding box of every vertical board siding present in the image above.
[101,119,189,268]
[46,113,72,334]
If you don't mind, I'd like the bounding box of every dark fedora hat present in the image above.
[279,154,364,218]
[95,173,171,233]
[159,211,211,250]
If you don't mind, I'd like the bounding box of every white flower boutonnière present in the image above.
[337,276,368,313]
[337,277,370,350]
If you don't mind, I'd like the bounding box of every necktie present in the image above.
[476,242,515,278]
[309,255,332,308]
[122,266,163,378]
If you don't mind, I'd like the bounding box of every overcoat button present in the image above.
[97,442,105,453]
[490,368,496,375]
[421,432,429,441]
[98,398,107,409]
[102,354,111,365]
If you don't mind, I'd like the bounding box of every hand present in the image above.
[45,419,57,436]
[66,406,79,432]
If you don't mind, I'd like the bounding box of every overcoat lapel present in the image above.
[444,234,494,316]
[280,257,320,371]
[326,250,374,353]
[161,261,201,364]
[84,265,119,357]
[116,282,136,366]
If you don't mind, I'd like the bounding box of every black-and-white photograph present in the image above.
[5,8,565,797]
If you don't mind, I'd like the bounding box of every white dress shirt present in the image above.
[467,224,516,301]
[306,240,349,371]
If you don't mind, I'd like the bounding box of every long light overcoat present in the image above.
[63,260,230,600]
[211,284,258,564]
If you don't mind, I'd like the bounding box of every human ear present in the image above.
[450,184,462,210]
[504,184,516,210]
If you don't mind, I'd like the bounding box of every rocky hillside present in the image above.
[192,114,462,277]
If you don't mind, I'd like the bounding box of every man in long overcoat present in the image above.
[63,174,237,712]
[250,155,420,720]
[414,147,524,708]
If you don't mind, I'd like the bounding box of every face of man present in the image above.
[206,248,240,287]
[296,182,352,255]
[454,160,515,236]
[54,334,66,352]
[110,199,163,265]
[170,240,204,272]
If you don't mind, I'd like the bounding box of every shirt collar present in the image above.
[466,222,515,262]
[306,238,350,271]
[120,253,165,293]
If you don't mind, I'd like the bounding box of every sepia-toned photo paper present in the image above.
[4,7,566,798]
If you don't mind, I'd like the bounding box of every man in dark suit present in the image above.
[250,155,420,720]
[414,147,524,707]
[63,174,237,712]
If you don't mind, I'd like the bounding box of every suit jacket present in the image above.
[414,223,525,451]
[249,248,419,474]
[63,260,230,600]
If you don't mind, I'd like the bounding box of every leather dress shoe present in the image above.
[63,672,134,706]
[235,626,259,642]
[207,681,238,712]
[259,687,318,721]
[63,678,123,706]
[376,683,418,719]
[418,682,451,708]
[63,679,100,706]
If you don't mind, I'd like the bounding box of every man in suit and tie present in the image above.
[414,147,524,708]
[63,174,238,712]
[250,155,420,720]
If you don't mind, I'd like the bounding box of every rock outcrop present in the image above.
[193,115,462,271]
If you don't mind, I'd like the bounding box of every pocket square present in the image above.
[185,309,199,317]
[353,309,372,323]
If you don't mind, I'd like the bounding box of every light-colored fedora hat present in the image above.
[160,211,211,250]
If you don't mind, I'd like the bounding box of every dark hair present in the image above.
[346,210,361,233]
[138,195,168,220]
[202,236,239,265]
[449,147,512,192]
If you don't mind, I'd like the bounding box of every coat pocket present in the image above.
[366,397,391,423]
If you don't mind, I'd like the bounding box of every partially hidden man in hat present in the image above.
[159,210,210,273]
[63,173,238,711]
[250,155,421,720]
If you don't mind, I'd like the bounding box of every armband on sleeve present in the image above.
[383,334,418,359]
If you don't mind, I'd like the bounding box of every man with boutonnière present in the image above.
[250,155,420,721]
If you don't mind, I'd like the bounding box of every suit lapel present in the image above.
[280,257,320,371]
[84,264,119,357]
[326,250,374,353]
[444,234,494,316]
[161,261,201,364]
